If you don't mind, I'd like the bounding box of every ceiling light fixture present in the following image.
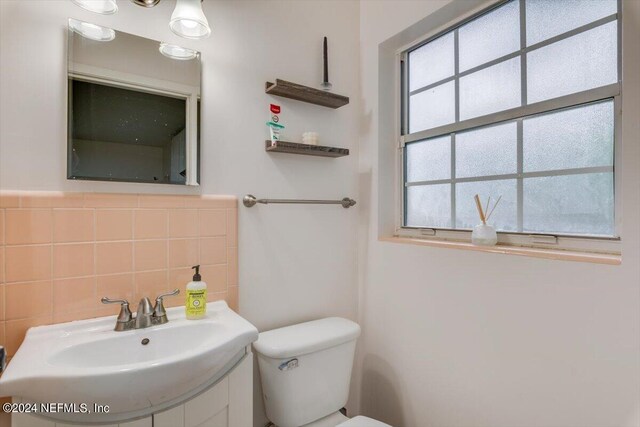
[130,0,161,7]
[71,0,211,40]
[69,18,116,41]
[169,0,211,40]
[71,0,118,15]
[159,43,199,60]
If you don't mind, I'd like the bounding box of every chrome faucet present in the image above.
[101,289,180,331]
[135,297,154,329]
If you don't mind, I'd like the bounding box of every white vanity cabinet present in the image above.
[11,353,253,427]
[155,352,253,427]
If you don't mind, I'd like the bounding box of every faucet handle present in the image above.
[0,346,6,374]
[153,289,180,318]
[101,297,132,323]
[156,288,180,300]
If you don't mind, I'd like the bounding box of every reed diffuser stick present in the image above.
[485,195,502,222]
[484,196,491,220]
[474,194,486,225]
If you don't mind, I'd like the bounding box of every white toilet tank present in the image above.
[253,317,361,427]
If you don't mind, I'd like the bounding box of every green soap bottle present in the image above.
[185,265,207,320]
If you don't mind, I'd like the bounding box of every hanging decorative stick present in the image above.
[320,36,332,91]
[485,195,502,222]
[323,36,328,84]
[474,194,486,225]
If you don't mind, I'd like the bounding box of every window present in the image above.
[401,0,620,241]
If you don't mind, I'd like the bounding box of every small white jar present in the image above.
[471,224,498,246]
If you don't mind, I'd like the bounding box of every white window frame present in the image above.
[395,0,622,254]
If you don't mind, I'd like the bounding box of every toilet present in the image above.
[253,317,391,427]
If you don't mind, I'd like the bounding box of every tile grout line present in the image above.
[166,208,171,294]
[1,208,4,325]
[92,207,98,314]
[49,207,54,317]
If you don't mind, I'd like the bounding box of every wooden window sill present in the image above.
[380,237,621,265]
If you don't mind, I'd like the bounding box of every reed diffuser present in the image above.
[471,194,501,246]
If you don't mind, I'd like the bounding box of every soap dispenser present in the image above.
[186,265,207,320]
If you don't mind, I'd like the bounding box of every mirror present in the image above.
[67,19,201,185]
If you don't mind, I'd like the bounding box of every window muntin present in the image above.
[402,0,619,239]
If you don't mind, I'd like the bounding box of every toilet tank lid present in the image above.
[253,317,361,359]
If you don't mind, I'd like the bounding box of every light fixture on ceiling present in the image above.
[130,0,160,6]
[159,43,199,60]
[169,0,211,40]
[71,0,211,40]
[71,0,118,15]
[69,18,116,41]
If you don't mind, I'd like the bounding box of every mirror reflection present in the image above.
[67,20,201,185]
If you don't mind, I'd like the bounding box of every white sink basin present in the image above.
[0,301,258,424]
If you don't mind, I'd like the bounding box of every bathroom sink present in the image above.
[48,321,221,368]
[0,301,258,424]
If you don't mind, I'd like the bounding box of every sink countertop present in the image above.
[0,301,258,423]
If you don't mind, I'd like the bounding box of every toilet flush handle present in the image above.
[278,358,299,371]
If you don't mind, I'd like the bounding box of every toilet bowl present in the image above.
[253,317,392,427]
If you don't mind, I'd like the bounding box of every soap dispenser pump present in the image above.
[186,265,207,320]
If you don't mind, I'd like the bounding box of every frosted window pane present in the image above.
[527,22,617,104]
[406,184,451,228]
[409,33,455,91]
[459,0,520,72]
[460,57,521,120]
[456,122,517,178]
[409,81,455,133]
[456,179,517,231]
[526,0,617,46]
[406,136,451,182]
[524,101,614,172]
[523,173,614,236]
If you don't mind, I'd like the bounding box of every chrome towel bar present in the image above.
[243,194,356,209]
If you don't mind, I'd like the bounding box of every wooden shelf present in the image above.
[265,79,349,109]
[265,140,349,158]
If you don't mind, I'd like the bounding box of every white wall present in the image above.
[0,2,360,426]
[356,1,640,427]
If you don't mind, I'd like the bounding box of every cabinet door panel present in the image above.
[184,378,229,427]
[195,408,227,427]
[154,405,185,427]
